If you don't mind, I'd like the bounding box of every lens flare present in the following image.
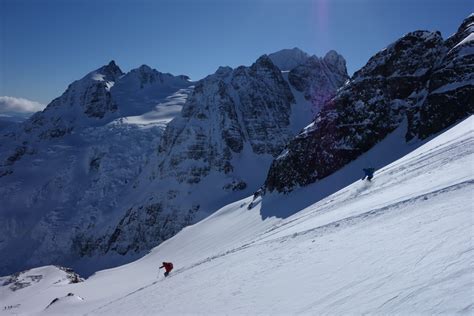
[315,0,329,32]
[312,0,331,49]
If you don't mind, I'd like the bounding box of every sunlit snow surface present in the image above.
[111,87,192,129]
[1,116,473,315]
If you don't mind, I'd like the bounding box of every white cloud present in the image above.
[0,96,45,114]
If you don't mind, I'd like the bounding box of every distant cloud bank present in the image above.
[0,96,45,114]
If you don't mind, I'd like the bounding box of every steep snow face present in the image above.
[265,15,473,193]
[74,54,348,266]
[0,62,193,276]
[1,116,471,315]
[268,47,310,71]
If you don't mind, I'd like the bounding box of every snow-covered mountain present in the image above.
[0,48,347,276]
[0,62,193,276]
[265,14,474,193]
[1,115,472,315]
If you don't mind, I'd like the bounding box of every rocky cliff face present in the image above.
[414,14,474,139]
[265,15,473,193]
[288,50,348,111]
[157,55,295,181]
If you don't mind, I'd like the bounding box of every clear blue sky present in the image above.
[0,0,472,105]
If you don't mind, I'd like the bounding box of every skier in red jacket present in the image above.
[159,262,173,277]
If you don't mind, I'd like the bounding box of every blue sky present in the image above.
[0,0,472,105]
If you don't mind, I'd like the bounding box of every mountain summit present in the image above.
[268,47,311,71]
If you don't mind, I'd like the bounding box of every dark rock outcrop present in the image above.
[414,14,474,139]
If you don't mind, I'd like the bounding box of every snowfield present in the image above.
[1,116,473,314]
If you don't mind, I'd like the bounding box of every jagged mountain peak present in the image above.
[17,60,192,139]
[459,13,474,32]
[252,54,280,71]
[286,50,349,109]
[445,13,474,50]
[353,29,444,80]
[19,61,125,137]
[207,55,280,82]
[126,64,191,84]
[323,49,343,60]
[271,47,308,56]
[323,50,347,74]
[124,64,159,78]
[111,63,192,100]
[87,60,124,83]
[268,47,310,71]
[136,64,154,72]
[215,66,233,77]
[122,64,162,88]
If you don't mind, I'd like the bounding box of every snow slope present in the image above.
[1,114,472,314]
